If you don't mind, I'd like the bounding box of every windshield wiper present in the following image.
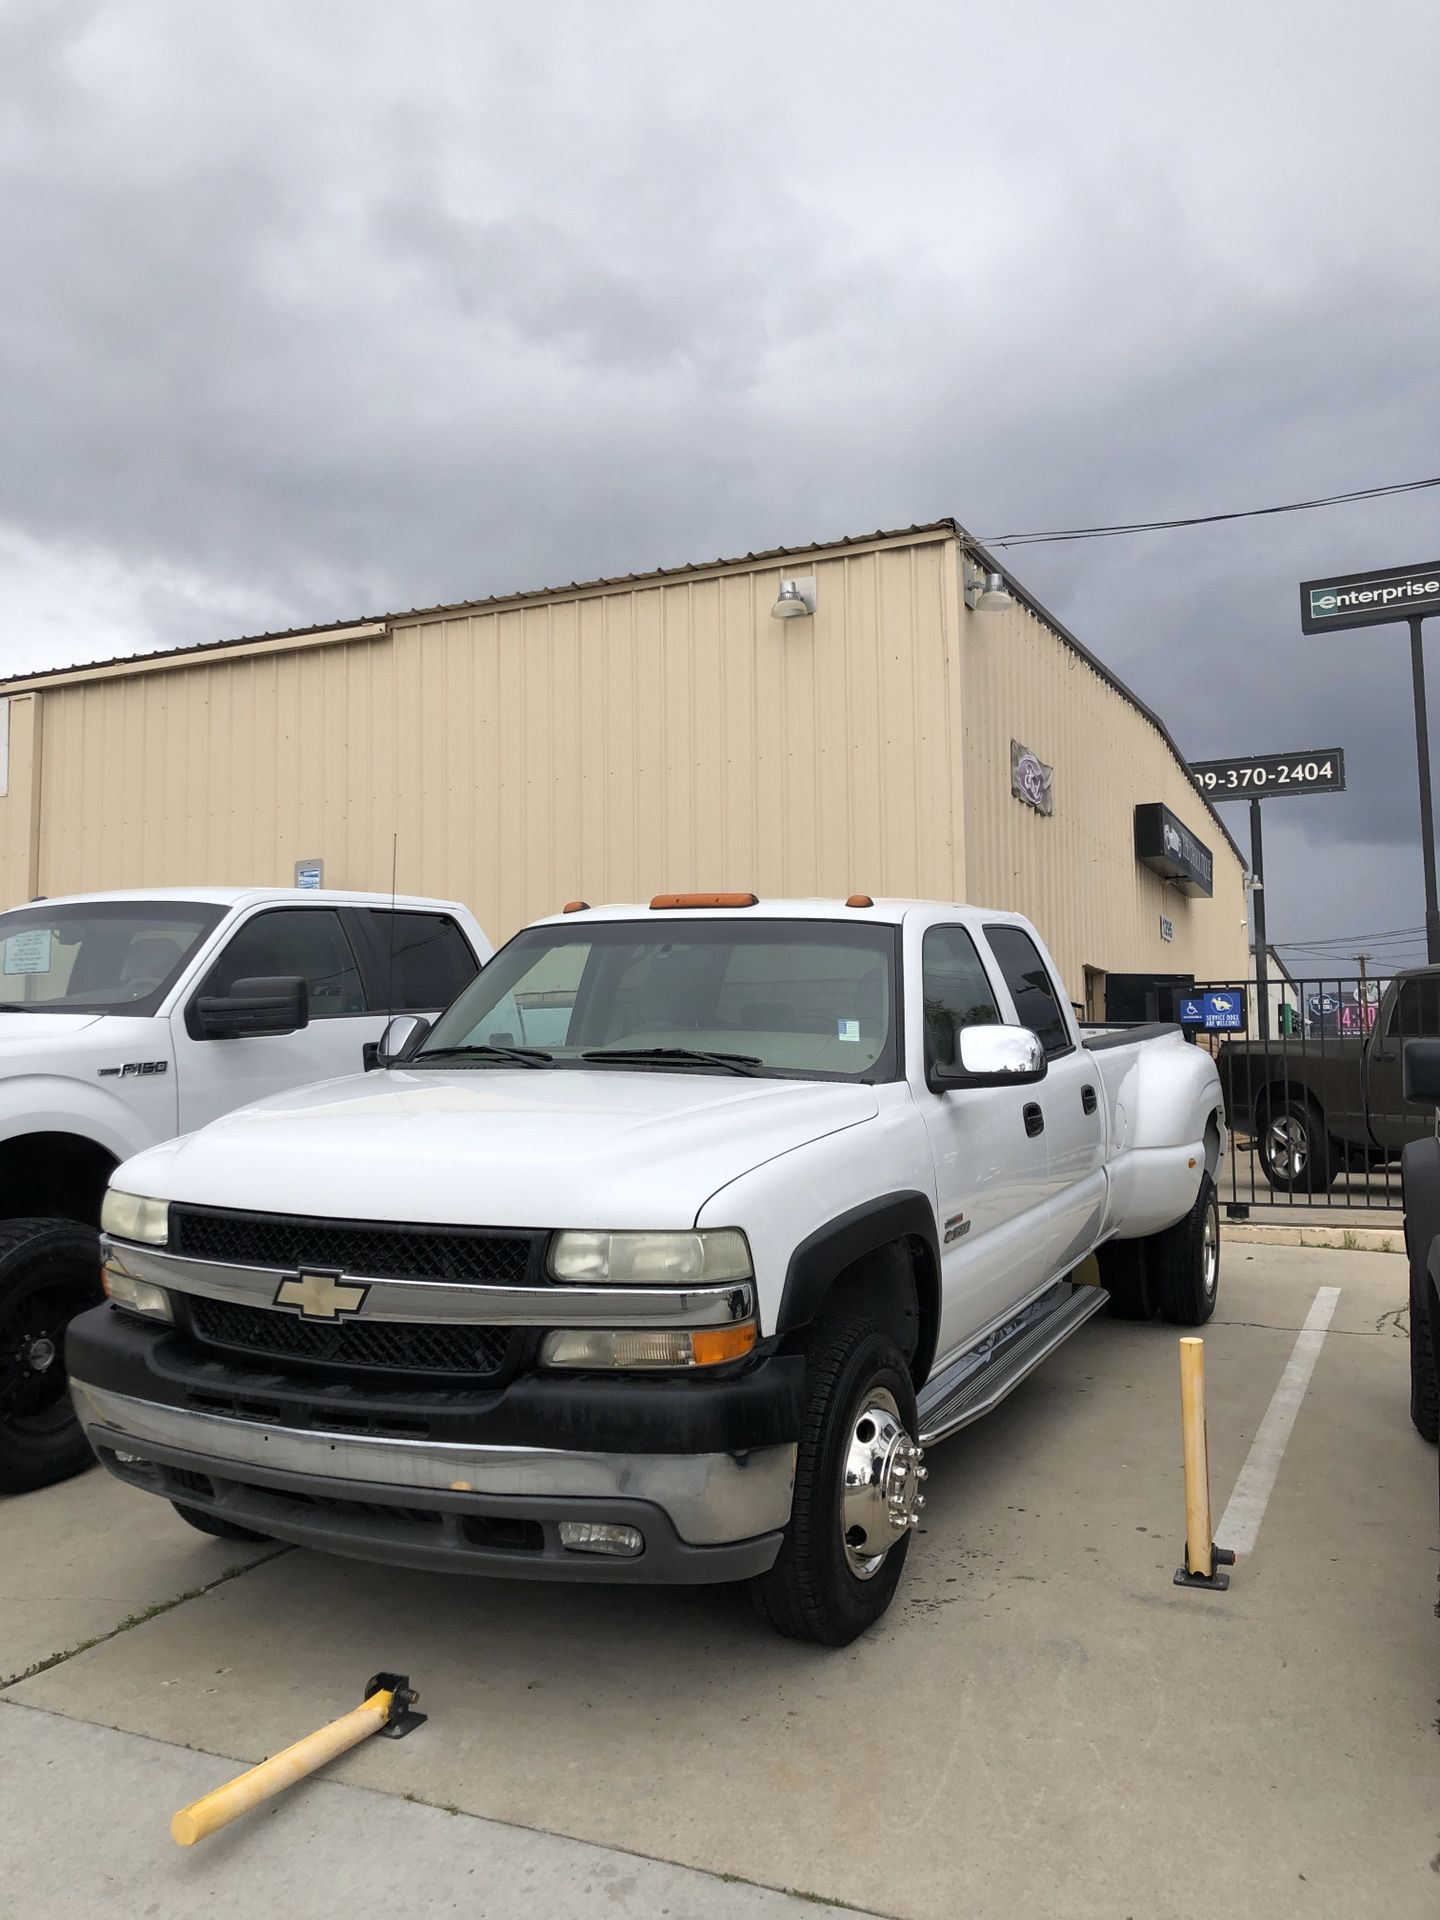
[581,1047,764,1077]
[414,1043,554,1068]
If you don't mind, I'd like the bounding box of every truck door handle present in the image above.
[1081,1084,1098,1116]
[1023,1103,1045,1138]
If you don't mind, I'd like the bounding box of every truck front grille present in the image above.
[186,1296,520,1381]
[170,1205,539,1287]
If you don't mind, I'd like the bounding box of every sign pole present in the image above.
[1249,797,1270,1039]
[1408,615,1440,964]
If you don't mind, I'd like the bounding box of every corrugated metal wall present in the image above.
[32,634,401,897]
[0,527,1248,993]
[387,536,961,934]
[955,559,1248,998]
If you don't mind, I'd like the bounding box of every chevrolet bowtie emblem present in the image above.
[273,1271,369,1320]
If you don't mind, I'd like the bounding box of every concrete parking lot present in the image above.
[2,1242,1435,1920]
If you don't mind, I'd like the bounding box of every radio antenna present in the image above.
[386,832,398,1022]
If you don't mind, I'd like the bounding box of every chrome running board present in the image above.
[916,1284,1109,1446]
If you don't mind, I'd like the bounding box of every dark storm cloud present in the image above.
[1,0,1438,954]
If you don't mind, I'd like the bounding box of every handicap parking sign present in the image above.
[1179,990,1247,1034]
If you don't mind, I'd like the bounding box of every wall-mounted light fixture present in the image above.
[771,575,816,620]
[963,564,1014,613]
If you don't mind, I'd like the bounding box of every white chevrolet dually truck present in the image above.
[0,886,490,1492]
[72,895,1224,1643]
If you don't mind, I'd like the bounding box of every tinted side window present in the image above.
[200,908,365,1019]
[922,926,1000,1067]
[983,925,1071,1055]
[1390,977,1440,1039]
[366,911,478,1011]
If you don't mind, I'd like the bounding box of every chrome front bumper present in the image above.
[73,1378,795,1584]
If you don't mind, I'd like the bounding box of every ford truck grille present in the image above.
[185,1296,519,1380]
[169,1206,539,1287]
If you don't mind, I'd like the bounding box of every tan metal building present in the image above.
[0,521,1247,1008]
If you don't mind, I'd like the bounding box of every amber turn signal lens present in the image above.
[689,1322,758,1366]
[650,892,759,910]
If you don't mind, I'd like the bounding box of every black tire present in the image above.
[1149,1172,1220,1327]
[1401,1139,1440,1443]
[1096,1236,1153,1320]
[1256,1095,1336,1194]
[170,1502,272,1544]
[0,1218,104,1495]
[751,1320,920,1646]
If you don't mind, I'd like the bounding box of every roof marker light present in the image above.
[561,900,590,914]
[846,894,874,908]
[649,893,759,910]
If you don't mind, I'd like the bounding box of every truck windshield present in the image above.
[0,901,226,1016]
[417,918,901,1080]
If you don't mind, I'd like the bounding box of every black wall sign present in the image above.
[1300,562,1440,634]
[1134,803,1214,897]
[1189,748,1345,799]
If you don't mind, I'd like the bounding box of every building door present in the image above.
[1083,966,1106,1023]
[917,925,1056,1363]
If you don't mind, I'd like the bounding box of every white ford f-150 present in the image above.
[72,895,1224,1642]
[0,886,490,1492]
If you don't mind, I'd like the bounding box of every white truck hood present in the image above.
[120,1067,880,1230]
[0,1011,105,1046]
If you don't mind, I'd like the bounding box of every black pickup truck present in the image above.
[1217,967,1439,1193]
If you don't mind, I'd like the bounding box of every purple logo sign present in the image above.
[1011,740,1054,815]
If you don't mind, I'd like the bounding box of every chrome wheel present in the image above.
[1202,1189,1219,1301]
[840,1386,926,1579]
[1265,1114,1307,1182]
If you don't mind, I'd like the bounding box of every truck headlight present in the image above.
[100,1189,170,1246]
[539,1322,757,1370]
[547,1228,752,1285]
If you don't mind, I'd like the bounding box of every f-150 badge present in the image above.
[97,1060,169,1078]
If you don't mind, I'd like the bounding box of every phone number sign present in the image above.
[1189,748,1345,800]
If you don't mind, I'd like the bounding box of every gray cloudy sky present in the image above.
[2,1,1438,966]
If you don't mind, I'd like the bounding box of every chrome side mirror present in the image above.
[372,1012,430,1069]
[933,1023,1047,1091]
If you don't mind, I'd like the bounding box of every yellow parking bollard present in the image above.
[1173,1338,1235,1591]
[170,1672,424,1847]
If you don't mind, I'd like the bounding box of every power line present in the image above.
[981,475,1440,549]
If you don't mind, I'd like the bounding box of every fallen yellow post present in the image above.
[1173,1337,1235,1591]
[171,1672,423,1847]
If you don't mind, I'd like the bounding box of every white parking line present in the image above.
[1216,1284,1341,1557]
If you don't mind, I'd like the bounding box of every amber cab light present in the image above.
[561,900,590,914]
[845,894,874,908]
[649,892,759,910]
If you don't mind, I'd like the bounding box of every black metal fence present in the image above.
[1186,973,1415,1217]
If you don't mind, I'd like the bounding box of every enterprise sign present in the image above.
[1300,561,1440,635]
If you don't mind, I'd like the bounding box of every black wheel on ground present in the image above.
[170,1502,272,1544]
[1149,1172,1220,1327]
[1401,1139,1440,1443]
[1096,1236,1153,1320]
[1256,1096,1336,1194]
[0,1218,104,1495]
[750,1319,923,1646]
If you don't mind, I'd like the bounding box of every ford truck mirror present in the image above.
[1402,1037,1440,1106]
[932,1023,1047,1092]
[195,974,309,1041]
